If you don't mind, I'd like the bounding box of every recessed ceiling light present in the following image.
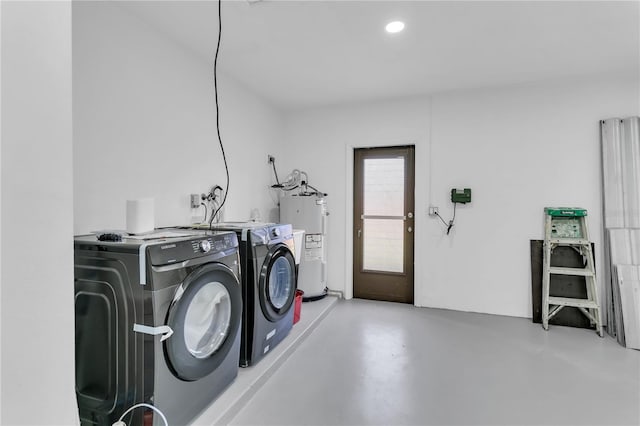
[385,21,405,34]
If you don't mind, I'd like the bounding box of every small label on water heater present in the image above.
[305,234,323,261]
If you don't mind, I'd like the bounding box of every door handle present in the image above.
[407,212,414,219]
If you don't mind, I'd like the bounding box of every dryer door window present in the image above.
[260,246,296,322]
[183,281,231,359]
[166,263,241,382]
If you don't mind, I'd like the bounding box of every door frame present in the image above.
[353,145,415,303]
[344,140,419,302]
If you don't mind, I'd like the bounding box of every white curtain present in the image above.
[601,117,640,347]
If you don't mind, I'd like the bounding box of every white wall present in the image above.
[0,1,3,421]
[0,0,3,421]
[73,2,283,235]
[283,74,639,318]
[427,75,638,316]
[1,1,78,424]
[280,97,432,302]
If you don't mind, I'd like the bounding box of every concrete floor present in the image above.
[229,299,640,426]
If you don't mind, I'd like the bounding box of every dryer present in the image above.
[205,222,296,367]
[74,231,242,425]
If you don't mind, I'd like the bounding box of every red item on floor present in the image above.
[293,289,304,324]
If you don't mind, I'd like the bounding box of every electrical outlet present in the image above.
[268,155,275,164]
[190,194,200,209]
[429,206,439,216]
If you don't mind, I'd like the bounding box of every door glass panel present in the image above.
[269,256,293,309]
[364,158,404,216]
[363,219,404,273]
[184,281,231,359]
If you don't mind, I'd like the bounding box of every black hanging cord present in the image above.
[434,202,457,235]
[210,0,229,229]
[446,202,457,235]
[434,211,448,227]
[271,160,280,185]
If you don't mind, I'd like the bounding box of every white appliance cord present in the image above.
[112,403,168,426]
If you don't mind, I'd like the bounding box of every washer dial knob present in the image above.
[199,240,211,253]
[272,227,280,238]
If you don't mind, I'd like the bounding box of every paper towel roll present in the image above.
[126,198,155,234]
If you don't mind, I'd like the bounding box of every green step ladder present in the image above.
[542,207,603,337]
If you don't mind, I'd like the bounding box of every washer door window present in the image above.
[183,281,231,359]
[165,264,241,382]
[260,246,296,322]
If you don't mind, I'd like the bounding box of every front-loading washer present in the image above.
[202,222,297,367]
[74,231,242,425]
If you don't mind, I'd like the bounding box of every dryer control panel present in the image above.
[266,224,293,244]
[147,232,238,266]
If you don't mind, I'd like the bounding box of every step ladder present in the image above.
[542,207,603,337]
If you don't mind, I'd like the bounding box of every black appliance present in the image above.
[74,231,242,425]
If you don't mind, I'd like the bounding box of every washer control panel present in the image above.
[198,240,211,253]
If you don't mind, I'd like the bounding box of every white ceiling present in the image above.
[120,0,640,110]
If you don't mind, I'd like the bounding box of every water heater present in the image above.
[279,194,328,300]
